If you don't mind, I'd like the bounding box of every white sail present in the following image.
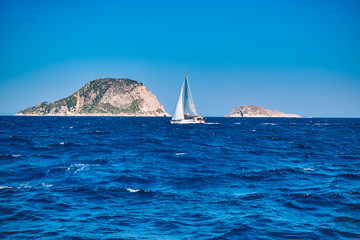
[171,81,185,121]
[183,73,198,117]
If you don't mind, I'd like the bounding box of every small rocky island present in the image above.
[226,105,301,118]
[17,78,169,116]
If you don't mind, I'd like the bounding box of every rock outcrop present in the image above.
[225,105,301,118]
[17,78,169,116]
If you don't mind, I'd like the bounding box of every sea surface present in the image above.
[0,116,359,239]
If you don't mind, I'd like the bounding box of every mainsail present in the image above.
[183,73,198,117]
[171,81,185,121]
[171,73,199,121]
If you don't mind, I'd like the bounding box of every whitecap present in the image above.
[67,163,88,173]
[75,164,87,173]
[234,123,241,125]
[19,183,32,189]
[303,168,315,171]
[126,188,151,193]
[262,123,278,126]
[0,154,21,158]
[41,183,53,188]
[127,188,140,193]
[205,122,219,125]
[0,186,14,189]
[175,153,186,156]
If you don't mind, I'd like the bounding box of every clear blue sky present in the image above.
[1,0,359,117]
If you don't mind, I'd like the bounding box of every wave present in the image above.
[317,227,360,239]
[66,163,88,174]
[285,201,316,211]
[239,193,266,200]
[85,130,109,135]
[338,173,360,179]
[215,224,254,239]
[334,216,360,223]
[5,136,32,143]
[113,175,152,185]
[0,154,21,158]
[240,167,307,181]
[126,188,152,193]
[50,141,73,147]
[41,183,53,188]
[262,123,279,126]
[0,183,53,190]
[303,168,315,171]
[339,155,360,160]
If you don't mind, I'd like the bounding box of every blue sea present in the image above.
[0,116,359,239]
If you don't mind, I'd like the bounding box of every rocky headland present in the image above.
[17,78,169,116]
[225,105,301,118]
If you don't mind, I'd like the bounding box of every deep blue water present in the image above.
[0,116,359,239]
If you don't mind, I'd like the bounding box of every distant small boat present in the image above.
[171,73,205,124]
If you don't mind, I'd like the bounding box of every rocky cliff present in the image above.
[17,78,169,116]
[225,105,301,118]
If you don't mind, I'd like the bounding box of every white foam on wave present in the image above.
[126,188,151,193]
[1,183,54,190]
[1,184,32,189]
[127,188,140,193]
[205,122,219,125]
[234,123,241,125]
[67,163,88,173]
[175,153,186,156]
[0,154,21,158]
[19,183,32,189]
[303,168,315,171]
[262,123,278,126]
[41,183,53,188]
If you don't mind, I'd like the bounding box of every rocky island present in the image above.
[17,78,169,116]
[225,105,301,118]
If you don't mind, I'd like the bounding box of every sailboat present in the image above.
[171,73,205,124]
